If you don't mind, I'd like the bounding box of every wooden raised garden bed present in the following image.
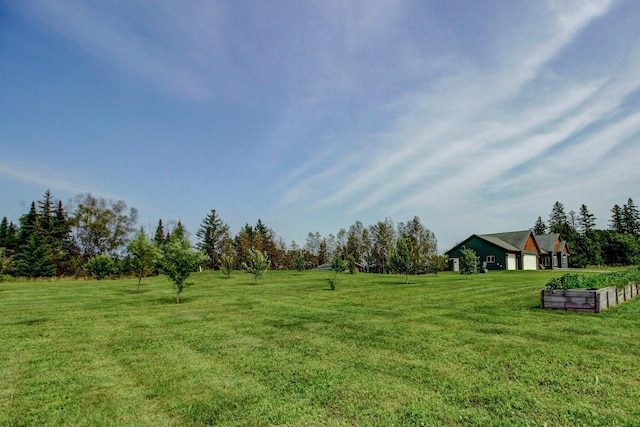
[541,283,640,313]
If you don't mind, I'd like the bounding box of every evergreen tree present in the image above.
[622,198,640,237]
[317,238,328,266]
[19,202,40,245]
[38,190,55,240]
[52,200,81,276]
[549,201,571,237]
[169,220,187,242]
[14,233,56,277]
[154,219,166,246]
[610,204,624,233]
[254,219,281,267]
[346,221,364,267]
[196,209,232,269]
[577,204,597,235]
[532,216,547,235]
[234,224,255,268]
[52,201,71,241]
[0,217,9,248]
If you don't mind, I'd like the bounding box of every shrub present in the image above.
[85,255,117,280]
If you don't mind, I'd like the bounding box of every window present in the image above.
[486,255,496,263]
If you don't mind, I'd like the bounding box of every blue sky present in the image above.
[1,0,640,251]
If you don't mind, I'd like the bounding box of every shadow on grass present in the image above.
[122,288,153,295]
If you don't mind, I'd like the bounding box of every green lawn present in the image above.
[2,270,640,426]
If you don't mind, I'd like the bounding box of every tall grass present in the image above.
[2,270,639,426]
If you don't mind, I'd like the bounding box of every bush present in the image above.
[85,255,118,280]
[0,274,15,283]
[546,268,640,290]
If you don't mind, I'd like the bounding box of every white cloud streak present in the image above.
[277,0,634,221]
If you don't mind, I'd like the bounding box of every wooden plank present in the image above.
[542,285,639,312]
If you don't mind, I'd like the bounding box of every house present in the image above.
[446,230,554,271]
[535,233,569,269]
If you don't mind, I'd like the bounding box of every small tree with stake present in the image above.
[387,237,413,284]
[242,248,269,284]
[127,228,159,293]
[218,252,235,278]
[329,255,346,290]
[160,236,208,303]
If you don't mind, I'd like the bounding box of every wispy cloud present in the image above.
[0,160,121,199]
[17,0,229,99]
[277,0,631,222]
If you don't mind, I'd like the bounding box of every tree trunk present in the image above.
[136,275,142,293]
[176,288,181,304]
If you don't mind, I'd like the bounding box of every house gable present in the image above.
[523,233,541,253]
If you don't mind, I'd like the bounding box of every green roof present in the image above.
[479,230,532,251]
[475,235,520,251]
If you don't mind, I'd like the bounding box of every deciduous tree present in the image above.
[219,252,235,278]
[127,228,159,292]
[329,255,346,290]
[370,218,395,273]
[70,193,138,258]
[160,236,208,303]
[387,237,412,284]
[85,254,117,280]
[242,248,269,284]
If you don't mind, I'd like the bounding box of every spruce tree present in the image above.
[19,202,39,245]
[610,205,624,233]
[38,190,55,240]
[154,219,166,246]
[196,209,232,269]
[549,201,571,237]
[622,198,640,237]
[533,216,547,235]
[170,221,187,242]
[14,233,56,277]
[577,204,597,235]
[0,217,9,248]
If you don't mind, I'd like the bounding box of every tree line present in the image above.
[532,198,640,267]
[0,190,442,280]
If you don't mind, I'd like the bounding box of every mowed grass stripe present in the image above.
[2,270,640,425]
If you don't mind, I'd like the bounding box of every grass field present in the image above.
[2,269,640,426]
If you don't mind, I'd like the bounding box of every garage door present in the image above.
[522,254,537,270]
[506,254,516,270]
